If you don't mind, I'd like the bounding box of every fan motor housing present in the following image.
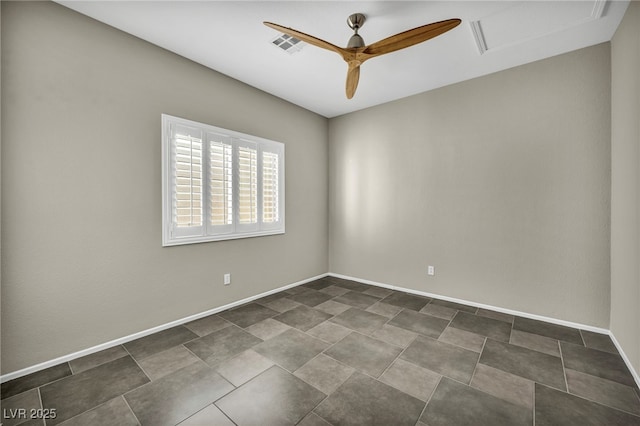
[347,34,365,48]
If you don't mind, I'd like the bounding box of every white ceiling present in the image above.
[57,1,629,118]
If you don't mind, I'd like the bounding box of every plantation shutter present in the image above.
[208,133,233,233]
[162,114,284,246]
[237,142,258,229]
[262,151,279,224]
[171,123,204,238]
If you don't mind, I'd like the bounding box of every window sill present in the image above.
[162,228,285,247]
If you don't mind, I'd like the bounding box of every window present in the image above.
[162,114,285,246]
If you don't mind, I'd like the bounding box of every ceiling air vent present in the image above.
[272,34,303,54]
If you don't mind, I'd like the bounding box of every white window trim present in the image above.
[162,114,285,246]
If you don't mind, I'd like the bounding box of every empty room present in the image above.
[1,1,639,425]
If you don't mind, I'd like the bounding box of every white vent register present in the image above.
[272,34,304,54]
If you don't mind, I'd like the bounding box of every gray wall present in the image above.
[2,0,632,377]
[611,1,640,376]
[0,1,3,370]
[1,2,328,374]
[329,43,611,327]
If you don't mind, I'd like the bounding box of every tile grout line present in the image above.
[293,368,336,423]
[49,395,139,426]
[529,320,537,426]
[546,341,640,415]
[375,326,420,380]
[435,308,482,352]
[557,342,570,394]
[3,363,74,406]
[218,405,238,426]
[368,329,443,410]
[180,403,235,426]
[307,343,432,425]
[30,354,151,426]
[36,387,45,425]
[533,383,536,426]
[292,336,354,426]
[384,332,479,391]
[537,381,640,419]
[183,313,234,336]
[467,337,488,389]
[448,317,536,417]
[434,336,484,355]
[67,346,130,376]
[305,321,426,402]
[206,360,260,425]
[118,341,231,425]
[180,340,208,366]
[120,345,152,385]
[577,329,587,347]
[116,344,196,423]
[543,350,640,418]
[567,391,640,418]
[120,395,142,426]
[416,375,444,425]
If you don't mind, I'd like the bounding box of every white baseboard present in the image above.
[4,271,639,392]
[609,332,640,389]
[328,272,609,333]
[328,272,640,389]
[0,273,329,384]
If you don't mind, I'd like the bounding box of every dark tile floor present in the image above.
[2,276,640,425]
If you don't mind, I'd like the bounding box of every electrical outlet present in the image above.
[223,273,231,285]
[427,266,435,276]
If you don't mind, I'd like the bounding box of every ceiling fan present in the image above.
[264,14,461,99]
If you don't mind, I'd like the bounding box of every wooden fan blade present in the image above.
[363,19,461,57]
[264,22,349,58]
[346,63,360,99]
